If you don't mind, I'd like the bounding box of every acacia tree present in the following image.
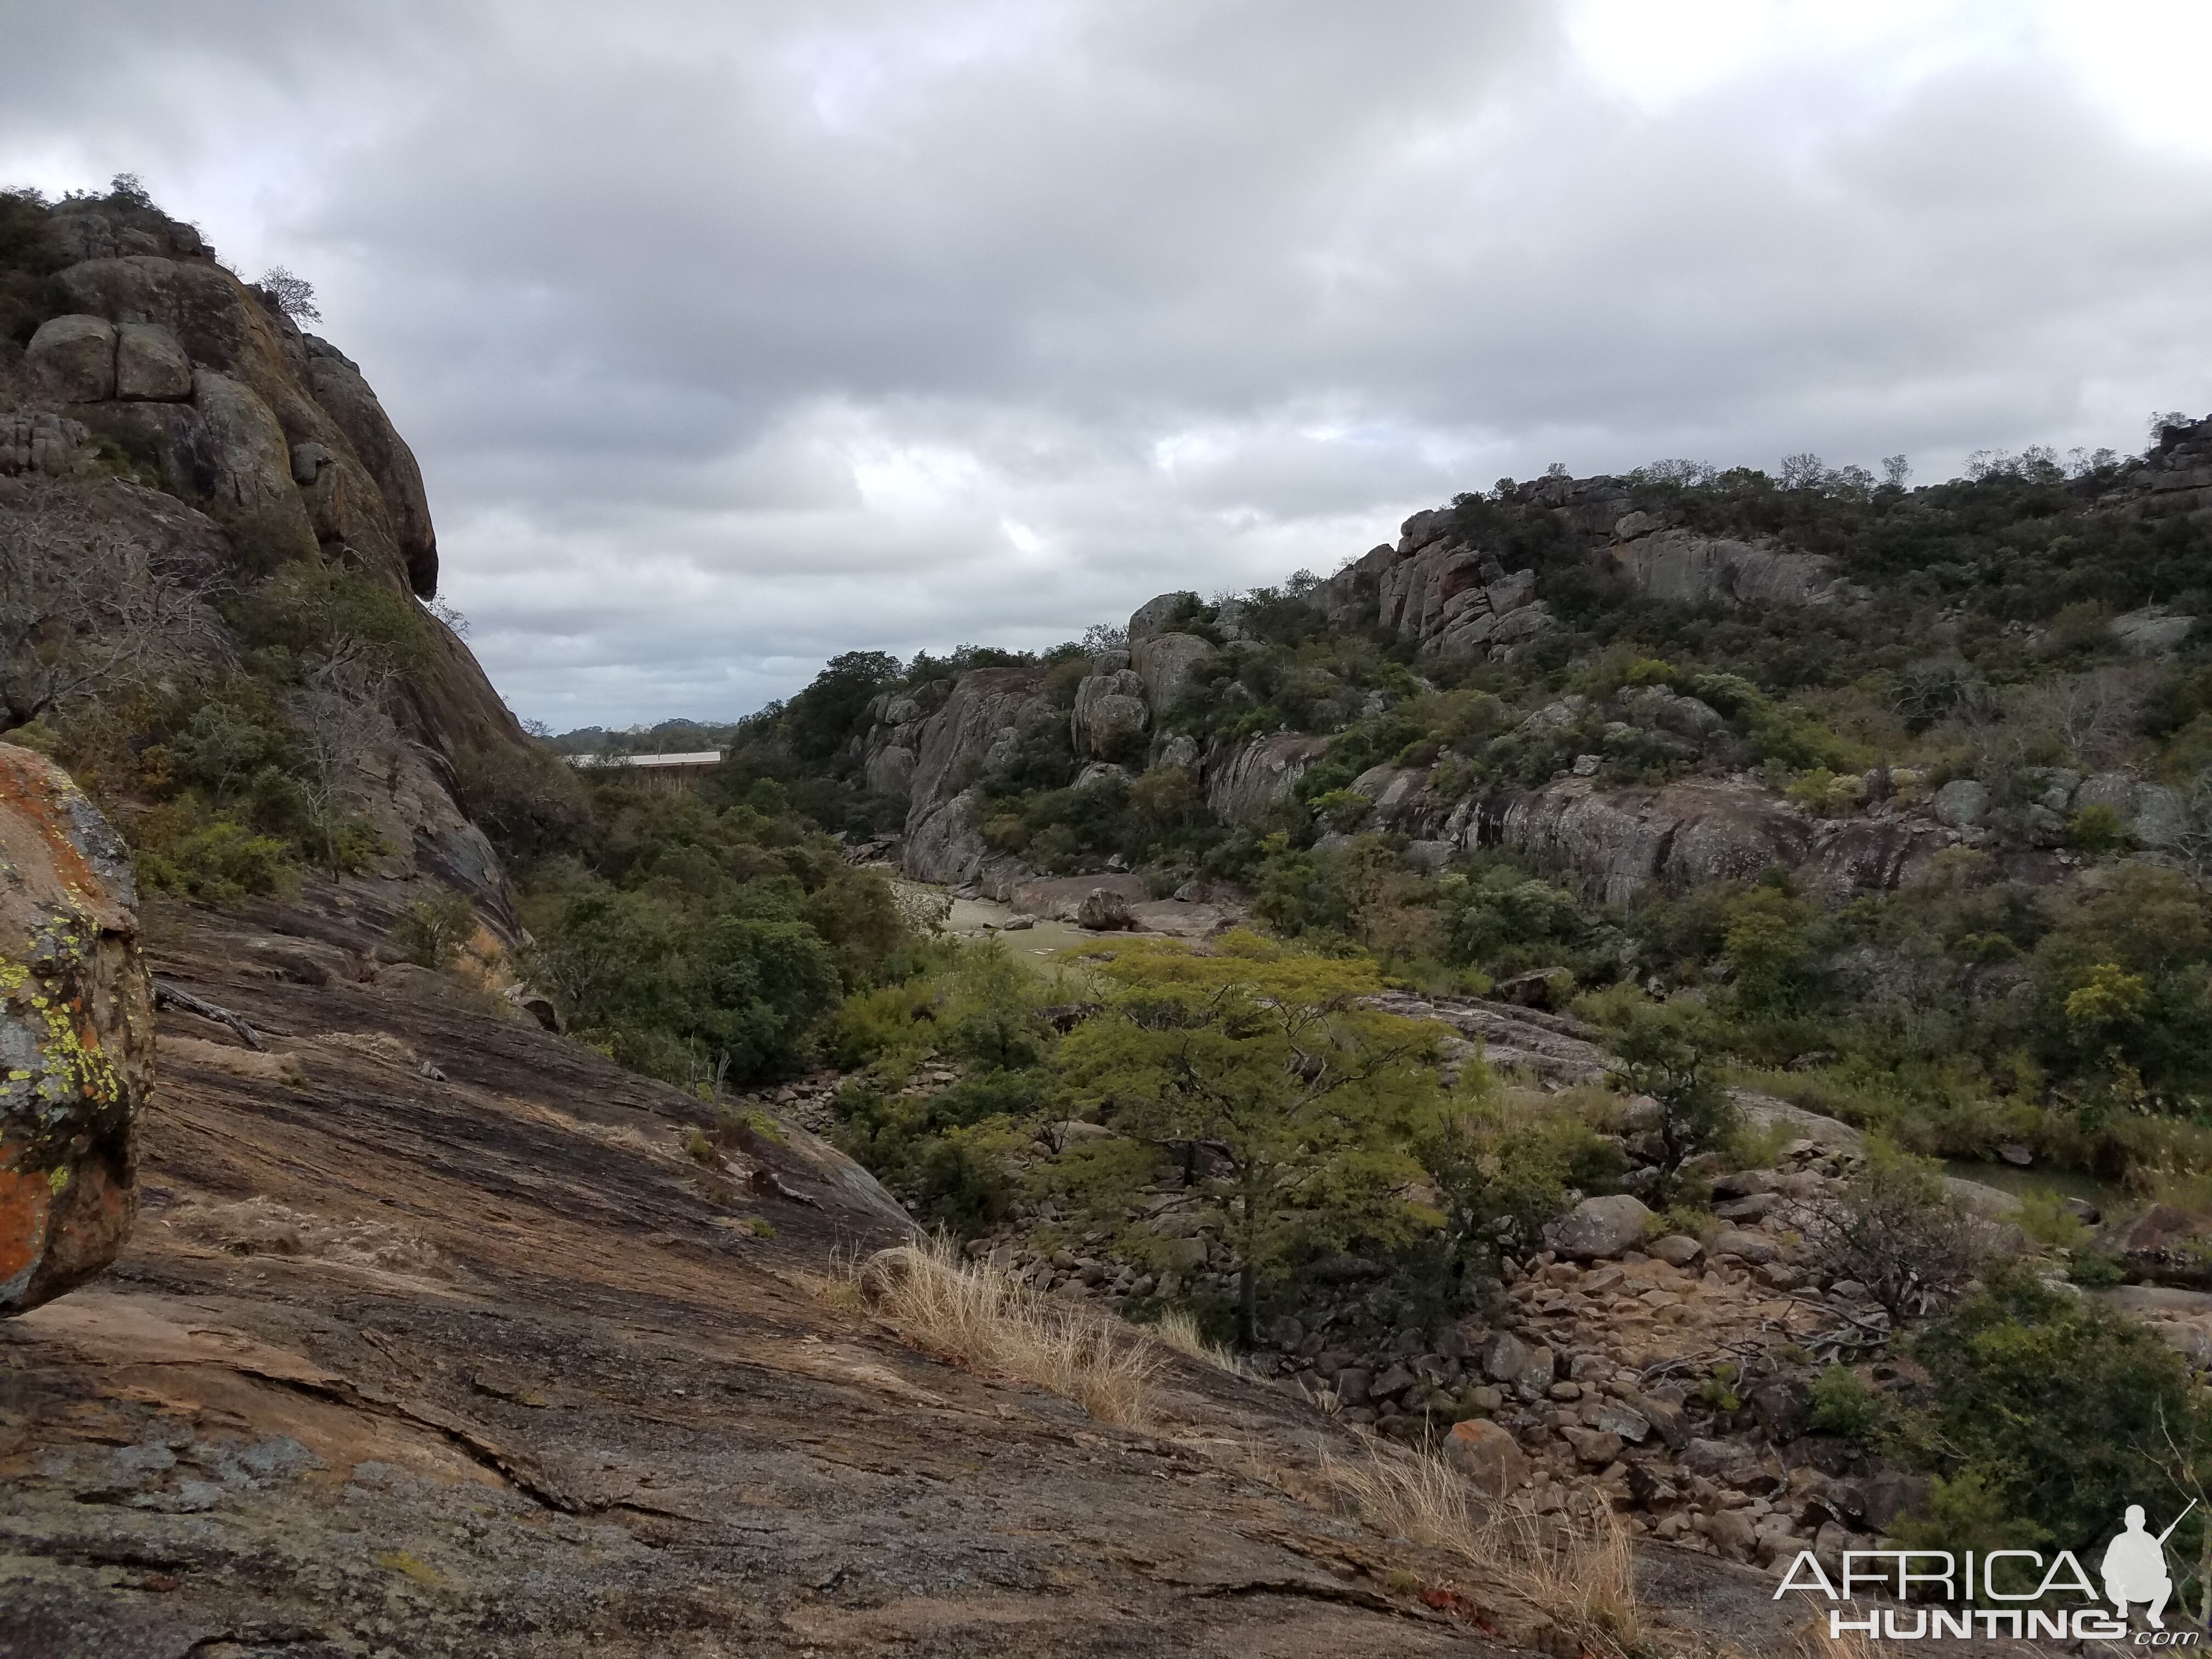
[1053,930,1444,1345]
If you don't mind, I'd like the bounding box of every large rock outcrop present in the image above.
[1070,652,1149,759]
[3,195,531,927]
[1205,734,1333,826]
[1459,776,1940,905]
[861,667,1056,885]
[1313,512,1558,659]
[1130,631,1216,714]
[1606,525,1848,607]
[0,745,152,1315]
[24,196,520,763]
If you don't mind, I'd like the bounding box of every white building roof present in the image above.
[569,750,724,769]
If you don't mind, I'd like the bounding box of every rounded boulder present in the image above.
[1,745,153,1314]
[1544,1193,1655,1261]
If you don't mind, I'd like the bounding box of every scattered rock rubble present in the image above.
[949,1117,1938,1572]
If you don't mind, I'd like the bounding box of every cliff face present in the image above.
[2,191,529,921]
[18,198,520,766]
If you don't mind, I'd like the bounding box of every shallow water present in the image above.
[1942,1157,2122,1211]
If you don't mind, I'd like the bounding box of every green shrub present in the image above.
[393,888,477,969]
[230,561,432,680]
[1899,1262,2211,1556]
[136,805,300,905]
[831,1076,1027,1231]
[1807,1365,1885,1440]
[2066,1248,2125,1288]
[2010,1189,2089,1251]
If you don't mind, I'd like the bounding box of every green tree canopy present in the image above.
[1053,930,1448,1343]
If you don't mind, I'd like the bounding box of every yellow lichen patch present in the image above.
[374,1549,446,1588]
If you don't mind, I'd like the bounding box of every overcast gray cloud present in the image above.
[8,0,2212,726]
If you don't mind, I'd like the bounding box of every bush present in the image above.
[393,889,476,969]
[136,805,300,905]
[453,742,591,867]
[2010,1189,2089,1251]
[832,1077,1029,1232]
[1802,1138,1989,1326]
[2066,802,2132,853]
[1807,1365,1886,1440]
[1898,1263,2212,1559]
[830,981,940,1070]
[1581,988,1739,1204]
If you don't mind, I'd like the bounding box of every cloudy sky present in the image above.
[8,1,2212,728]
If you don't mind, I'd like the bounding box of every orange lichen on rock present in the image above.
[0,742,152,1314]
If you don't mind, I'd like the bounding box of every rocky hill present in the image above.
[838,421,2209,905]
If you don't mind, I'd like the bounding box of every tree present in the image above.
[1596,995,1738,1204]
[782,650,902,761]
[0,481,225,732]
[1802,1139,1988,1328]
[258,266,321,324]
[1413,1093,1590,1312]
[1721,884,1815,1014]
[1897,1264,2211,1575]
[1053,931,1444,1345]
[287,658,392,873]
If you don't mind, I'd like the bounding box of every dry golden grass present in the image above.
[1152,1308,1244,1374]
[848,1237,1163,1426]
[1320,1437,1651,1658]
[1318,1438,1476,1549]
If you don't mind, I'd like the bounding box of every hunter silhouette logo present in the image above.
[2104,1500,2195,1629]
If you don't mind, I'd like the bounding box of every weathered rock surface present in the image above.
[113,321,192,402]
[0,412,100,478]
[1443,1417,1529,1496]
[2113,604,2195,656]
[1072,664,1149,757]
[1205,733,1332,826]
[1932,778,1989,829]
[1313,514,1558,660]
[1127,590,1197,640]
[20,206,523,775]
[1607,529,1847,607]
[1130,631,1215,714]
[1076,886,1137,930]
[1462,776,1939,905]
[0,746,153,1314]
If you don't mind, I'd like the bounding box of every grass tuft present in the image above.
[1320,1438,1650,1658]
[847,1236,1162,1426]
[1152,1308,1244,1374]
